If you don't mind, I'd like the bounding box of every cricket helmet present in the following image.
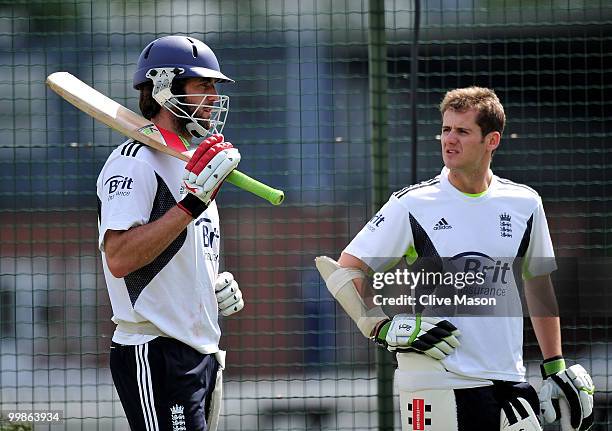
[133,35,233,138]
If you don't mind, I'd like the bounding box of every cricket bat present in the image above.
[46,71,284,206]
[559,397,573,430]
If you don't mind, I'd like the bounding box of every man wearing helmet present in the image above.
[96,35,243,431]
[133,35,233,139]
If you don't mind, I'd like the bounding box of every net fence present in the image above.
[0,0,611,430]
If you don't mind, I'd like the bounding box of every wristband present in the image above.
[370,318,391,344]
[541,355,566,378]
[177,193,208,218]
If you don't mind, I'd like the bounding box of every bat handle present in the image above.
[559,397,573,430]
[226,170,285,205]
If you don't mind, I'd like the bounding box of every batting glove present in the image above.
[372,314,460,360]
[215,271,244,317]
[178,134,240,218]
[538,356,595,430]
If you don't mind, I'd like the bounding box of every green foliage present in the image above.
[0,416,33,431]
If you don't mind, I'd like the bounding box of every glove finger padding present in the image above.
[421,317,461,348]
[553,365,595,430]
[216,280,240,303]
[218,289,243,314]
[215,272,244,317]
[382,315,461,360]
[215,271,234,290]
[188,142,235,182]
[408,341,447,361]
[200,149,240,190]
[220,297,244,316]
[413,333,453,356]
[191,148,222,184]
[539,364,595,431]
[183,147,241,205]
[185,134,224,172]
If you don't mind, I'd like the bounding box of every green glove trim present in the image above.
[377,321,391,342]
[407,314,422,345]
[581,386,595,395]
[542,356,566,377]
[376,315,422,346]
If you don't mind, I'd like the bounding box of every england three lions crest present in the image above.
[500,213,512,238]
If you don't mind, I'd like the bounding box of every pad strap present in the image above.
[326,268,366,296]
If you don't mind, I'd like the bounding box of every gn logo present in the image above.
[104,175,134,194]
[399,323,413,331]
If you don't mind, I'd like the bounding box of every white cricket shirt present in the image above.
[96,140,221,354]
[344,167,557,382]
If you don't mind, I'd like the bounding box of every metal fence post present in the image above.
[368,1,394,430]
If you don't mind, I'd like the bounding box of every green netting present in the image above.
[0,0,611,430]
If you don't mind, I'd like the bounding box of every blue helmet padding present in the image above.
[133,35,233,88]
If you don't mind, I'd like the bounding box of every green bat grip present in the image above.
[226,170,285,205]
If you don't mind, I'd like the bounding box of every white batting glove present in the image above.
[373,314,460,360]
[182,134,240,206]
[215,272,244,317]
[539,357,594,430]
[500,396,542,431]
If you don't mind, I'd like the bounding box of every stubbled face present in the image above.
[183,77,218,119]
[172,77,218,134]
[441,108,491,172]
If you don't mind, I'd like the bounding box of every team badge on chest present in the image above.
[499,213,512,238]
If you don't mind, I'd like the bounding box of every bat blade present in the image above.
[47,71,189,161]
[46,72,283,204]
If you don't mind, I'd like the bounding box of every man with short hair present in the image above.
[317,87,594,430]
[97,35,244,431]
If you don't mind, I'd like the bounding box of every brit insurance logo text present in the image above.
[367,213,385,231]
[104,175,134,201]
[195,217,220,262]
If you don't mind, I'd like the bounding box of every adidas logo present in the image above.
[433,218,452,230]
